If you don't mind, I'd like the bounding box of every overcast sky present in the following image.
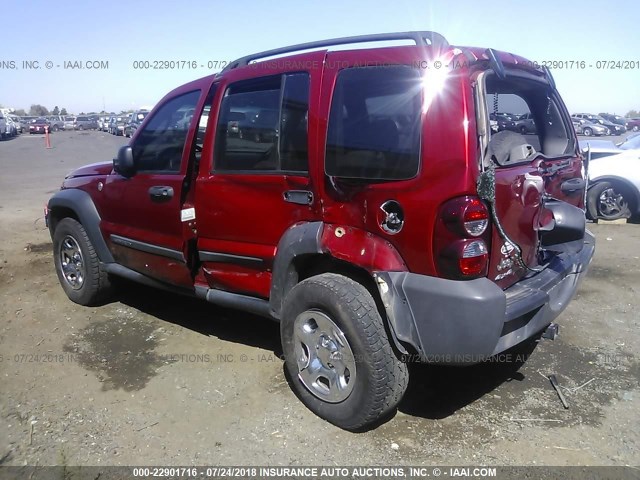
[1,0,638,115]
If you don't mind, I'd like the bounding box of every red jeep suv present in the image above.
[47,31,594,430]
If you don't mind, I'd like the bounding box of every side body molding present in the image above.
[47,189,114,263]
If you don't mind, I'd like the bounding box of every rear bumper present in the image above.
[375,231,595,365]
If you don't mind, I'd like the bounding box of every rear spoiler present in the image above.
[454,47,556,88]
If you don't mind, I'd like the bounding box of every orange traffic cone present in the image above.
[45,126,52,149]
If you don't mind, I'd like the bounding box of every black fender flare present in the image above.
[269,222,324,319]
[268,222,411,355]
[47,189,114,263]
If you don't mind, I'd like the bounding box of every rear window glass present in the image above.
[485,76,573,158]
[215,73,310,173]
[325,66,422,180]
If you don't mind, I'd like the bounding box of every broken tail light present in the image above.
[434,196,491,279]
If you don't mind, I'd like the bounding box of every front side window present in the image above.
[215,73,310,173]
[132,90,200,172]
[325,66,422,180]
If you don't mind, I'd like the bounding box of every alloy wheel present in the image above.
[59,235,85,289]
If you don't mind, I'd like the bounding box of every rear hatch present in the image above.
[474,67,586,289]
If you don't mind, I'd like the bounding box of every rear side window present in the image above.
[325,66,422,180]
[215,73,310,173]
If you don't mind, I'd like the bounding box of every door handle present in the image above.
[283,190,313,205]
[148,186,174,202]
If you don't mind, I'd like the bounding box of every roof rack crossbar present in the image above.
[221,31,449,73]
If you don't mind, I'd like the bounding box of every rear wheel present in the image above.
[53,218,113,305]
[587,182,632,221]
[281,273,408,431]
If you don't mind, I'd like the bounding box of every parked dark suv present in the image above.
[124,110,149,138]
[46,31,594,431]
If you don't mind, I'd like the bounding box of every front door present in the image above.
[100,89,202,288]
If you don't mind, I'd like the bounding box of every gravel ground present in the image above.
[0,131,638,467]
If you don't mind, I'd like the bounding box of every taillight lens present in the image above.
[459,240,489,276]
[462,199,489,236]
[434,196,491,279]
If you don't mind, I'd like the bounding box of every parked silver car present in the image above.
[572,118,608,136]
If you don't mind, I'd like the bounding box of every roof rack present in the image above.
[221,31,449,73]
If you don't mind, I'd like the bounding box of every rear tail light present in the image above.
[462,199,489,237]
[434,196,491,279]
[459,240,489,276]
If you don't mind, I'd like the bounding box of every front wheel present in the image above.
[281,273,408,431]
[587,182,632,221]
[583,127,593,136]
[53,218,113,305]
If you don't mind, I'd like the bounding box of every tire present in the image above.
[281,273,408,431]
[78,125,84,131]
[633,126,639,132]
[52,218,112,306]
[583,127,592,136]
[587,182,632,221]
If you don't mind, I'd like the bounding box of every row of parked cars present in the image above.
[100,110,149,137]
[0,111,153,139]
[488,111,640,137]
[0,111,26,138]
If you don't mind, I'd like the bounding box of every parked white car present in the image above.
[5,116,18,136]
[63,116,76,130]
[587,149,640,220]
[580,133,640,160]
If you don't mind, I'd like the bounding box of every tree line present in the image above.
[7,105,130,116]
[5,105,69,117]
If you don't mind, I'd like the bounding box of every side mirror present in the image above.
[113,145,135,177]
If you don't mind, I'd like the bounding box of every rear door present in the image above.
[479,71,584,288]
[100,89,204,288]
[195,58,321,299]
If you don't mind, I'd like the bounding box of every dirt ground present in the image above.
[0,131,638,467]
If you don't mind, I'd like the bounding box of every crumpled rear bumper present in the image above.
[374,230,595,365]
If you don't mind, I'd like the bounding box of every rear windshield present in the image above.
[325,66,422,180]
[485,74,573,159]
